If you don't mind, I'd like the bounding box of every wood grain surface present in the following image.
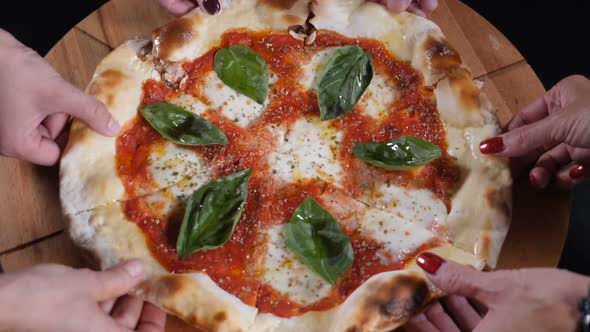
[0,1,569,331]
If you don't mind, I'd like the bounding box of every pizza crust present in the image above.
[152,0,309,62]
[60,40,153,216]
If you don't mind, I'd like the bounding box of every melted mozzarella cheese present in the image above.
[171,71,278,128]
[356,70,397,119]
[360,208,435,263]
[148,142,211,190]
[300,48,336,90]
[262,225,333,305]
[268,116,344,185]
[369,184,447,228]
[170,93,209,116]
[205,71,276,127]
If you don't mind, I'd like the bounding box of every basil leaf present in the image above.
[214,45,269,104]
[316,45,374,121]
[353,136,442,170]
[176,169,252,259]
[140,103,228,146]
[285,198,353,285]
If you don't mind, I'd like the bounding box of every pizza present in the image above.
[59,0,512,331]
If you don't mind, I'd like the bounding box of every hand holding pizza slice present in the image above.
[60,1,511,331]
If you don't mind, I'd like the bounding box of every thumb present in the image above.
[91,260,145,301]
[416,252,494,304]
[55,83,120,137]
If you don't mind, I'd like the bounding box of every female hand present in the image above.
[0,29,120,166]
[479,75,590,189]
[370,0,438,17]
[404,252,590,331]
[0,261,166,332]
[159,0,221,16]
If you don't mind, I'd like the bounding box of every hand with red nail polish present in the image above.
[478,75,590,190]
[0,261,166,332]
[369,0,438,17]
[0,29,120,166]
[159,0,221,17]
[404,252,590,332]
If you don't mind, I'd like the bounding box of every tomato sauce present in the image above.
[115,29,460,317]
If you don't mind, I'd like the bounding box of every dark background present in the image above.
[1,1,589,274]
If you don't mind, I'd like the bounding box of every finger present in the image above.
[554,163,586,190]
[531,146,590,189]
[111,295,145,329]
[529,166,551,189]
[534,143,571,175]
[91,260,145,301]
[407,3,426,17]
[423,302,460,332]
[507,96,549,130]
[53,83,120,137]
[19,131,61,166]
[416,253,494,304]
[42,113,69,139]
[510,152,543,178]
[136,303,167,332]
[468,298,488,317]
[571,147,590,165]
[91,316,132,332]
[101,299,117,313]
[158,0,196,17]
[54,117,72,151]
[39,124,51,139]
[195,0,221,15]
[528,144,573,188]
[404,313,439,332]
[384,0,413,12]
[418,0,438,13]
[441,296,482,331]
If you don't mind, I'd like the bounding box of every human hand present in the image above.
[404,252,590,332]
[479,75,590,189]
[0,261,166,332]
[159,0,220,16]
[0,29,120,166]
[370,0,438,17]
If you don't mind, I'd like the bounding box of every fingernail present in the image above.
[529,173,540,188]
[479,137,505,154]
[123,260,144,278]
[416,252,445,275]
[570,165,586,179]
[107,117,121,135]
[202,0,220,14]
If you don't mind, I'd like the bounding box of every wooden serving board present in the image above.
[0,0,571,330]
